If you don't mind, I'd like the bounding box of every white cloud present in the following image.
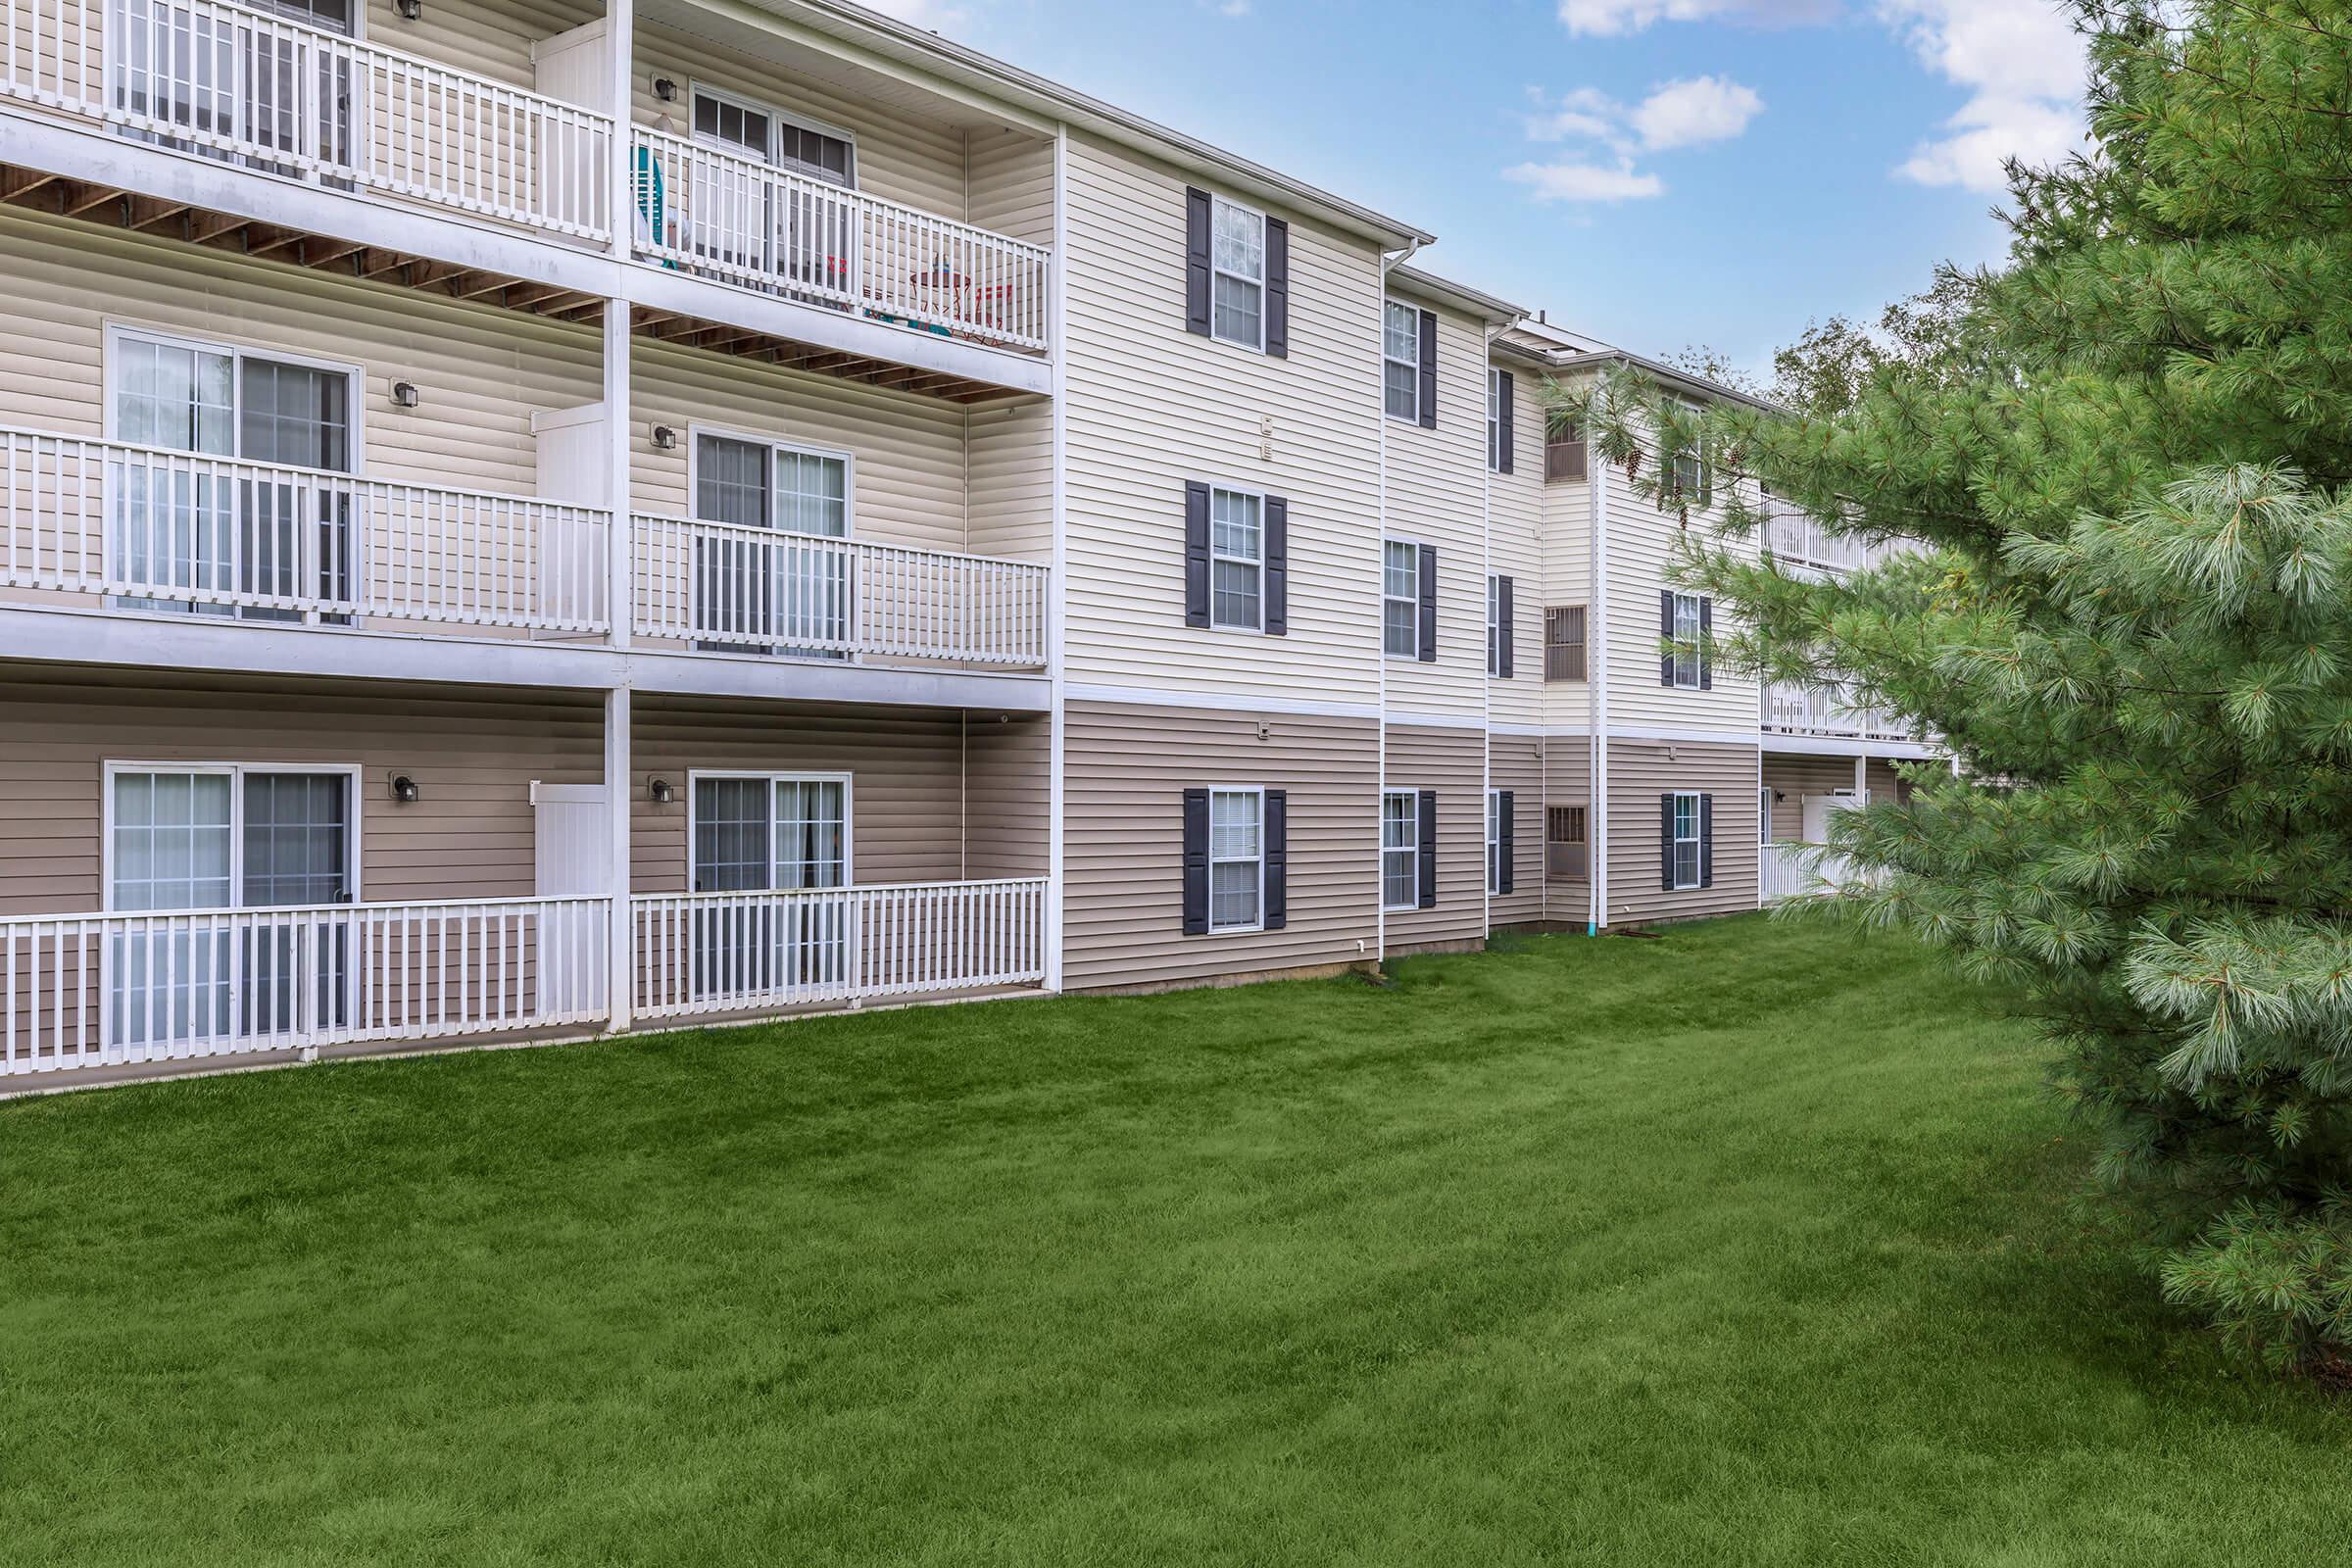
[1212,0,1251,13]
[1558,0,1836,36]
[1504,160,1667,203]
[1878,0,2089,191]
[1629,74,1765,149]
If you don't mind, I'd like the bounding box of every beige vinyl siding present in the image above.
[1063,700,1378,991]
[1488,362,1546,728]
[632,23,969,222]
[0,669,600,915]
[0,206,599,496]
[369,0,597,96]
[1762,753,1860,842]
[1544,733,1592,918]
[630,339,971,553]
[1539,462,1592,733]
[1605,456,1761,735]
[1059,130,1385,706]
[963,399,1054,564]
[1866,757,1912,803]
[963,712,1049,879]
[1381,301,1490,719]
[966,128,1056,247]
[1488,732,1544,927]
[1604,738,1761,926]
[629,698,978,894]
[1382,724,1485,952]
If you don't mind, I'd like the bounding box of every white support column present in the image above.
[607,0,634,266]
[1588,431,1611,933]
[1854,753,1867,799]
[605,684,632,1035]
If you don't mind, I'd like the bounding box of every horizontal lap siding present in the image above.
[1605,738,1760,926]
[369,0,597,95]
[1605,461,1759,736]
[630,699,969,894]
[1489,733,1544,927]
[1382,724,1483,951]
[630,341,971,553]
[1541,470,1592,731]
[1763,754,1857,841]
[1489,363,1545,729]
[964,400,1053,564]
[1382,303,1489,720]
[1063,701,1377,991]
[963,714,1049,880]
[1061,132,1383,706]
[0,673,600,915]
[0,208,599,497]
[1866,758,1913,803]
[966,129,1055,248]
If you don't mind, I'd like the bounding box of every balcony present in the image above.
[1761,679,1915,744]
[1760,504,1896,577]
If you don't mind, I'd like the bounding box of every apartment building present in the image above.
[0,0,1930,1087]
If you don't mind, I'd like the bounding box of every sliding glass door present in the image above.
[692,433,851,659]
[690,775,850,1001]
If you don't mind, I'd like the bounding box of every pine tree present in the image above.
[1559,0,2352,1373]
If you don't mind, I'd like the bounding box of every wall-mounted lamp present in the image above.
[651,423,679,451]
[394,0,419,18]
[389,774,421,804]
[649,777,676,805]
[390,380,420,409]
[1772,790,1788,804]
[652,75,678,102]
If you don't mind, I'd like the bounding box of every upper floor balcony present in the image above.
[0,0,1055,372]
[1760,503,1899,577]
[1761,679,1921,747]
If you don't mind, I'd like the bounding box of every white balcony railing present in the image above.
[631,514,1049,666]
[1762,679,1916,743]
[0,0,612,239]
[630,127,1052,355]
[1760,842,1882,905]
[1760,504,1893,577]
[0,427,611,633]
[0,895,610,1075]
[630,878,1050,1020]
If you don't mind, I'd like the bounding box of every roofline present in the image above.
[1388,265,1526,326]
[766,0,1438,251]
[1543,349,1779,413]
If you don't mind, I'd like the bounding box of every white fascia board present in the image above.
[631,651,1052,711]
[1759,732,1942,761]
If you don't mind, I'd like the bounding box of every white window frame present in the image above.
[686,81,860,188]
[1486,574,1500,677]
[1208,194,1267,353]
[101,760,366,912]
[683,423,858,538]
[1383,300,1420,423]
[1488,367,1503,471]
[682,770,857,889]
[1381,788,1419,912]
[1487,788,1503,896]
[1670,590,1705,690]
[1205,482,1266,633]
[1668,396,1709,505]
[1760,786,1774,846]
[1205,784,1265,934]
[1383,538,1420,661]
[1670,790,1703,892]
[103,322,368,470]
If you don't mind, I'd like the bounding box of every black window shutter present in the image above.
[1264,217,1289,359]
[1181,788,1210,934]
[1698,597,1713,689]
[1417,789,1439,908]
[1497,575,1514,679]
[1417,546,1438,663]
[1497,369,1515,472]
[1264,790,1288,929]
[1660,590,1675,686]
[1184,187,1212,337]
[1699,795,1715,889]
[1417,309,1438,430]
[1660,793,1676,892]
[1183,481,1210,628]
[1264,495,1289,635]
[1498,790,1515,895]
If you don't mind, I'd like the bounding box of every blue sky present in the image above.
[873,0,2087,376]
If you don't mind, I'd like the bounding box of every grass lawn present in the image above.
[2,914,2345,1566]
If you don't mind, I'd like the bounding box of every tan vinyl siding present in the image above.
[1604,738,1761,926]
[1488,732,1544,927]
[1866,757,1912,804]
[629,699,974,893]
[1381,302,1490,719]
[1605,459,1761,736]
[369,0,597,96]
[630,339,971,553]
[0,670,600,915]
[1762,753,1860,842]
[1063,700,1378,991]
[1539,451,1592,733]
[966,127,1056,247]
[1060,130,1385,706]
[0,206,599,496]
[963,712,1049,880]
[1381,723,1485,952]
[1489,361,1545,728]
[963,399,1054,564]
[1544,733,1593,917]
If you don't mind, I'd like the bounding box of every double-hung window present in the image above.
[1209,488,1263,630]
[1670,792,1703,890]
[1487,576,1501,676]
[1383,540,1419,659]
[1669,591,1705,689]
[1381,790,1419,911]
[1488,368,1503,470]
[1383,302,1421,422]
[1668,400,1710,505]
[1487,789,1503,895]
[1207,788,1264,931]
[1211,197,1266,350]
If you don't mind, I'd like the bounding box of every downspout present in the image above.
[1587,378,1608,937]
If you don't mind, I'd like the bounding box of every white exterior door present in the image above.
[532,784,611,897]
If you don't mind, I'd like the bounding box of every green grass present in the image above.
[1,915,2344,1566]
